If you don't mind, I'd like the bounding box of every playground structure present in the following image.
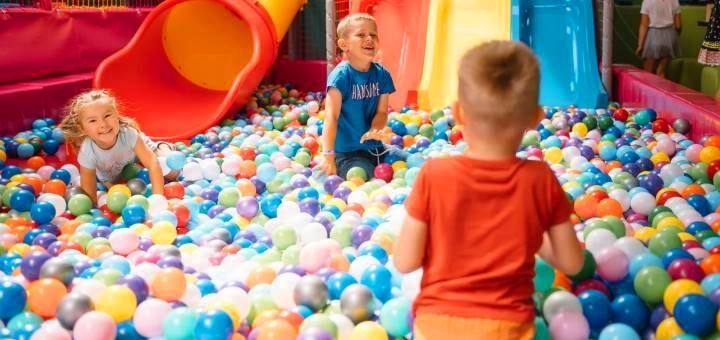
[0,1,718,141]
[92,0,608,140]
[94,0,305,141]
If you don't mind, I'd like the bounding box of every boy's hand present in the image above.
[360,128,386,143]
[314,154,337,176]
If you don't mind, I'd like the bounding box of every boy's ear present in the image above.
[337,37,348,51]
[528,106,544,128]
[453,101,465,125]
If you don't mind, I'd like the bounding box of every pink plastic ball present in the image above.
[133,298,172,337]
[374,164,394,182]
[594,246,629,282]
[73,311,116,340]
[549,310,590,340]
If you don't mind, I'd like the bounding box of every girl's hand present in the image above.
[635,46,643,56]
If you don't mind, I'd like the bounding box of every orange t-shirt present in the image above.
[404,156,572,323]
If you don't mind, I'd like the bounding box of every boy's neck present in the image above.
[346,58,373,72]
[462,134,520,161]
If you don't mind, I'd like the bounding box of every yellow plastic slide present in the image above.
[416,0,511,111]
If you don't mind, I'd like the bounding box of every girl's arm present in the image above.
[674,12,682,33]
[79,165,99,204]
[134,139,165,196]
[636,14,650,54]
[393,215,427,273]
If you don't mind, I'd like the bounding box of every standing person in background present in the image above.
[698,0,720,103]
[636,0,682,78]
[393,41,584,340]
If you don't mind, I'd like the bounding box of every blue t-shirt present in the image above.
[327,61,395,153]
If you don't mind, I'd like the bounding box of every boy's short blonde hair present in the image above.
[336,13,376,38]
[458,41,539,128]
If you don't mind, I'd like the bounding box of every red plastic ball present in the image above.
[652,118,671,133]
[613,108,629,122]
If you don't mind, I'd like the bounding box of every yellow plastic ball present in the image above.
[108,184,132,197]
[700,146,720,164]
[651,152,670,165]
[543,147,563,164]
[94,285,137,322]
[129,223,150,236]
[663,279,703,313]
[350,321,388,340]
[571,123,589,138]
[150,220,177,245]
[391,161,407,172]
[656,317,683,340]
[656,217,685,232]
[634,227,657,243]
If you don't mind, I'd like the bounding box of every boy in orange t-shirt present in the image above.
[393,41,584,339]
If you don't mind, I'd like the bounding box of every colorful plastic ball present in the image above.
[610,293,649,332]
[121,204,146,226]
[598,323,640,340]
[350,321,388,340]
[162,307,198,340]
[16,142,35,159]
[360,264,392,302]
[346,166,368,181]
[151,267,187,302]
[20,251,52,281]
[194,309,234,340]
[373,163,393,182]
[56,292,94,330]
[548,310,590,340]
[67,194,92,216]
[293,274,329,312]
[255,189,280,215]
[673,118,691,134]
[0,280,27,319]
[673,293,718,336]
[41,138,60,155]
[73,311,116,340]
[664,279,704,312]
[133,298,172,338]
[9,189,35,212]
[94,284,137,323]
[116,274,150,304]
[577,289,612,330]
[633,266,671,305]
[39,257,75,285]
[26,278,66,318]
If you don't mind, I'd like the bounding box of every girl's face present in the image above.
[340,19,379,65]
[78,101,121,149]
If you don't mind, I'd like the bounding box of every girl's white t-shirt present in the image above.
[77,126,155,182]
[641,0,681,28]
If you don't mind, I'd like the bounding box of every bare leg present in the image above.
[643,58,657,74]
[656,57,670,78]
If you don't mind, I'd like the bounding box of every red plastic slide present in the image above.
[353,0,430,111]
[94,0,305,141]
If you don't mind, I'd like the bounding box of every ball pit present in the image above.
[1,84,720,339]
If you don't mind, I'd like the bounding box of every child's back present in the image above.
[393,40,583,340]
[405,156,571,322]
